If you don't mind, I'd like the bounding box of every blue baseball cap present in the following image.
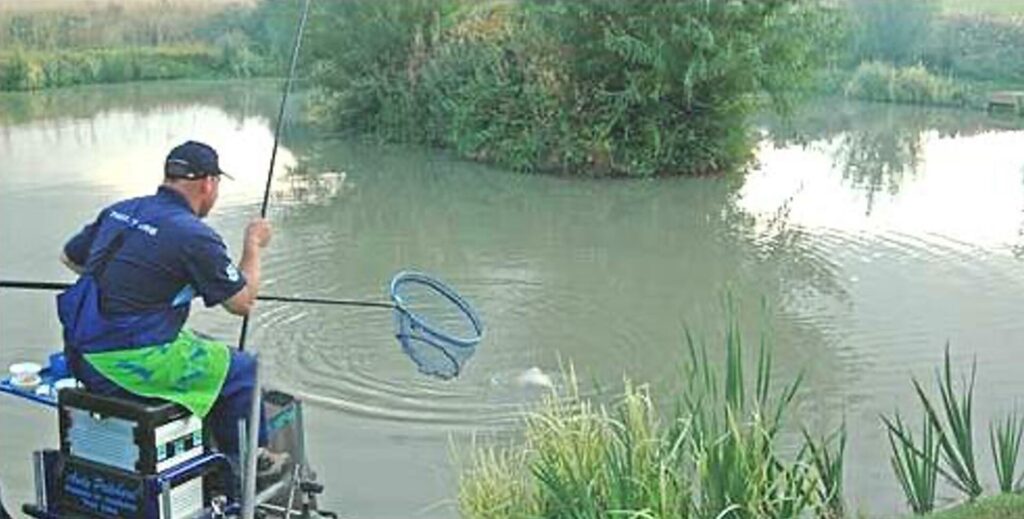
[164,141,233,180]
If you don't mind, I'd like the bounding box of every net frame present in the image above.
[389,271,483,379]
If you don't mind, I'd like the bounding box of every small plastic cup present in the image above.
[9,362,42,388]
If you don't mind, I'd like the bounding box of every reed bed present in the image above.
[458,312,846,518]
[460,323,1024,518]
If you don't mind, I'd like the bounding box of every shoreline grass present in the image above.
[458,309,1024,518]
[458,307,846,518]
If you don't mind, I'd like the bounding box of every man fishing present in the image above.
[57,140,288,487]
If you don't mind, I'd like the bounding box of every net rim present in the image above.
[389,270,484,348]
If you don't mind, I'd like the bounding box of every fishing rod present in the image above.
[0,280,395,310]
[239,0,314,352]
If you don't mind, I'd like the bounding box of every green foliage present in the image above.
[458,308,847,518]
[882,346,1024,516]
[0,46,236,91]
[307,0,839,176]
[0,0,288,91]
[989,412,1024,494]
[837,0,1024,100]
[802,426,847,519]
[924,15,1024,84]
[845,0,939,66]
[0,1,233,50]
[200,0,304,73]
[0,49,42,91]
[844,61,966,106]
[884,413,940,514]
[214,30,265,78]
[916,348,983,500]
[458,444,537,518]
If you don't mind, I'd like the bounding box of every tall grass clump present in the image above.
[802,426,847,519]
[458,310,847,518]
[915,347,983,500]
[990,412,1024,494]
[306,0,840,176]
[844,61,966,106]
[880,346,1024,515]
[883,413,940,514]
[884,346,1024,515]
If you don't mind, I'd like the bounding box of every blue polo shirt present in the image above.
[63,186,247,315]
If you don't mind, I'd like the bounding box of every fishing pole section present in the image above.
[237,0,313,353]
[0,272,484,379]
[0,280,397,309]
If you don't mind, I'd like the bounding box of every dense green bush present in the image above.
[306,0,839,177]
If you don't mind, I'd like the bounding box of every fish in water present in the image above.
[516,367,554,389]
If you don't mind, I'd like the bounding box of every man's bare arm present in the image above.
[222,219,271,317]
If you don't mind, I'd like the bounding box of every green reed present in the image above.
[457,443,537,518]
[458,309,843,519]
[883,412,940,514]
[802,424,847,519]
[990,411,1024,494]
[916,347,983,500]
[883,345,998,517]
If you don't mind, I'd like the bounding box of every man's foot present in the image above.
[256,448,291,481]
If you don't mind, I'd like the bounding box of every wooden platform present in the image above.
[988,91,1024,115]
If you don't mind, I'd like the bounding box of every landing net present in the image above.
[389,271,483,380]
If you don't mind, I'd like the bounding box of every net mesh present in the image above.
[390,272,483,379]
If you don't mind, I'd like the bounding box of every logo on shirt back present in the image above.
[226,264,240,283]
[109,210,159,237]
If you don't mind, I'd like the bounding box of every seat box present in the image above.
[58,389,204,475]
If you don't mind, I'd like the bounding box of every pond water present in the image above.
[1,81,1024,517]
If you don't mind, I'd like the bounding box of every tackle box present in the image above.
[58,388,205,475]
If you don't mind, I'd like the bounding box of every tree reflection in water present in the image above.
[762,100,1024,216]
